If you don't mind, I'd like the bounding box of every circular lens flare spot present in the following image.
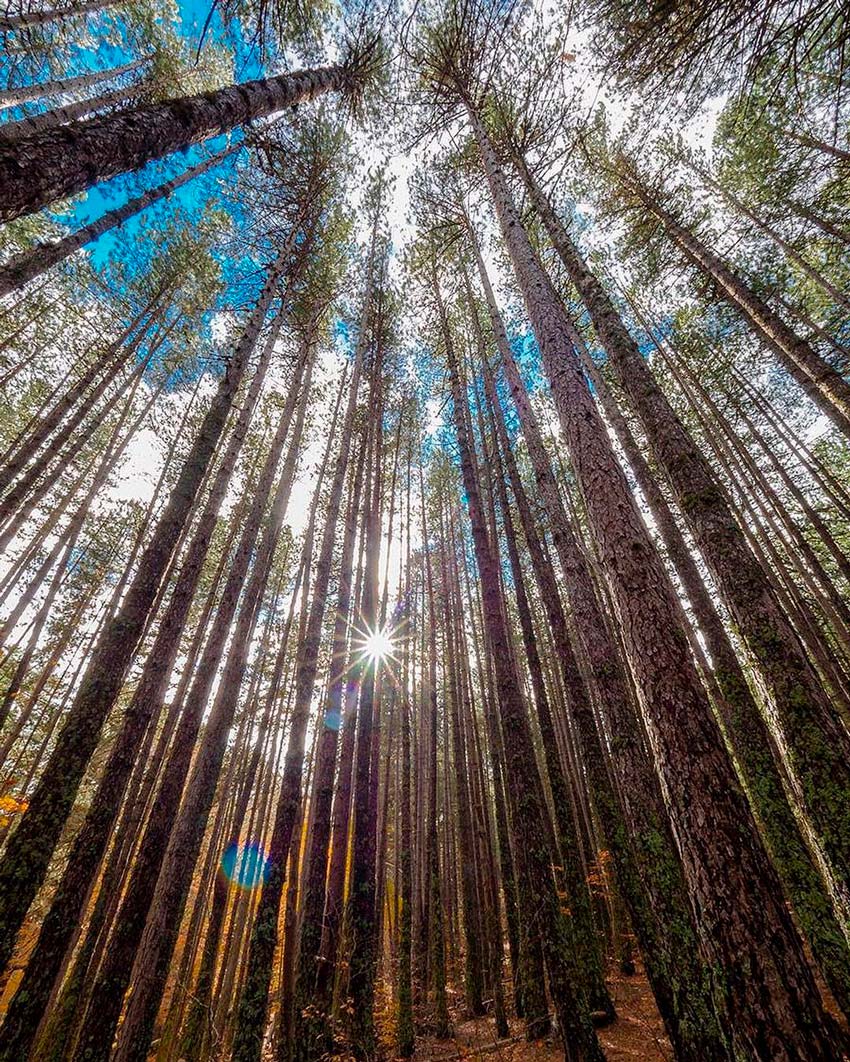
[221,842,270,890]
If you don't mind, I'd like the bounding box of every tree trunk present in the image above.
[522,151,850,945]
[292,427,367,1061]
[0,0,120,29]
[347,349,384,1059]
[468,221,729,1057]
[469,106,839,1059]
[0,63,351,222]
[577,338,850,1016]
[0,140,242,296]
[618,163,850,436]
[0,250,286,983]
[230,299,367,1062]
[0,57,146,109]
[105,340,316,1062]
[0,80,146,142]
[419,462,451,1041]
[688,160,850,314]
[436,264,604,1061]
[0,315,279,1060]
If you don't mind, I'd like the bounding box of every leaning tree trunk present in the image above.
[230,294,367,1062]
[0,63,352,222]
[687,160,850,314]
[616,161,850,436]
[468,103,839,1059]
[468,222,728,1058]
[0,314,280,1061]
[0,139,243,296]
[0,0,120,29]
[436,265,604,1062]
[518,154,850,942]
[0,249,286,982]
[102,346,316,1062]
[0,294,156,495]
[0,56,146,109]
[0,80,146,142]
[576,339,850,1017]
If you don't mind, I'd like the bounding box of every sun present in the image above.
[362,627,395,665]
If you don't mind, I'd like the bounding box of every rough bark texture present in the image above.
[469,105,839,1059]
[520,156,850,947]
[0,64,347,222]
[0,314,279,1062]
[437,266,604,1062]
[0,140,242,296]
[0,252,284,979]
[229,349,362,1062]
[108,347,314,1062]
[575,341,850,1016]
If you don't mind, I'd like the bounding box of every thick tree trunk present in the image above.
[469,107,839,1059]
[0,316,279,1060]
[0,251,285,983]
[0,140,242,296]
[577,340,850,1016]
[521,153,850,944]
[469,224,728,1057]
[437,266,604,1061]
[0,63,349,222]
[106,344,315,1062]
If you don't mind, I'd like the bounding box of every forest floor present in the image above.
[398,961,672,1062]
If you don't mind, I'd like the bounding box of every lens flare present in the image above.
[362,627,394,664]
[221,841,270,890]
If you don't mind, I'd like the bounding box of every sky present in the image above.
[0,0,764,586]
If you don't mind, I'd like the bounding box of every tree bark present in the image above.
[0,0,119,29]
[230,300,366,1062]
[0,63,350,222]
[0,57,145,109]
[0,140,242,296]
[0,80,146,142]
[521,152,850,943]
[469,106,839,1058]
[106,341,315,1062]
[618,163,850,436]
[0,250,285,982]
[0,314,280,1060]
[436,264,604,1061]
